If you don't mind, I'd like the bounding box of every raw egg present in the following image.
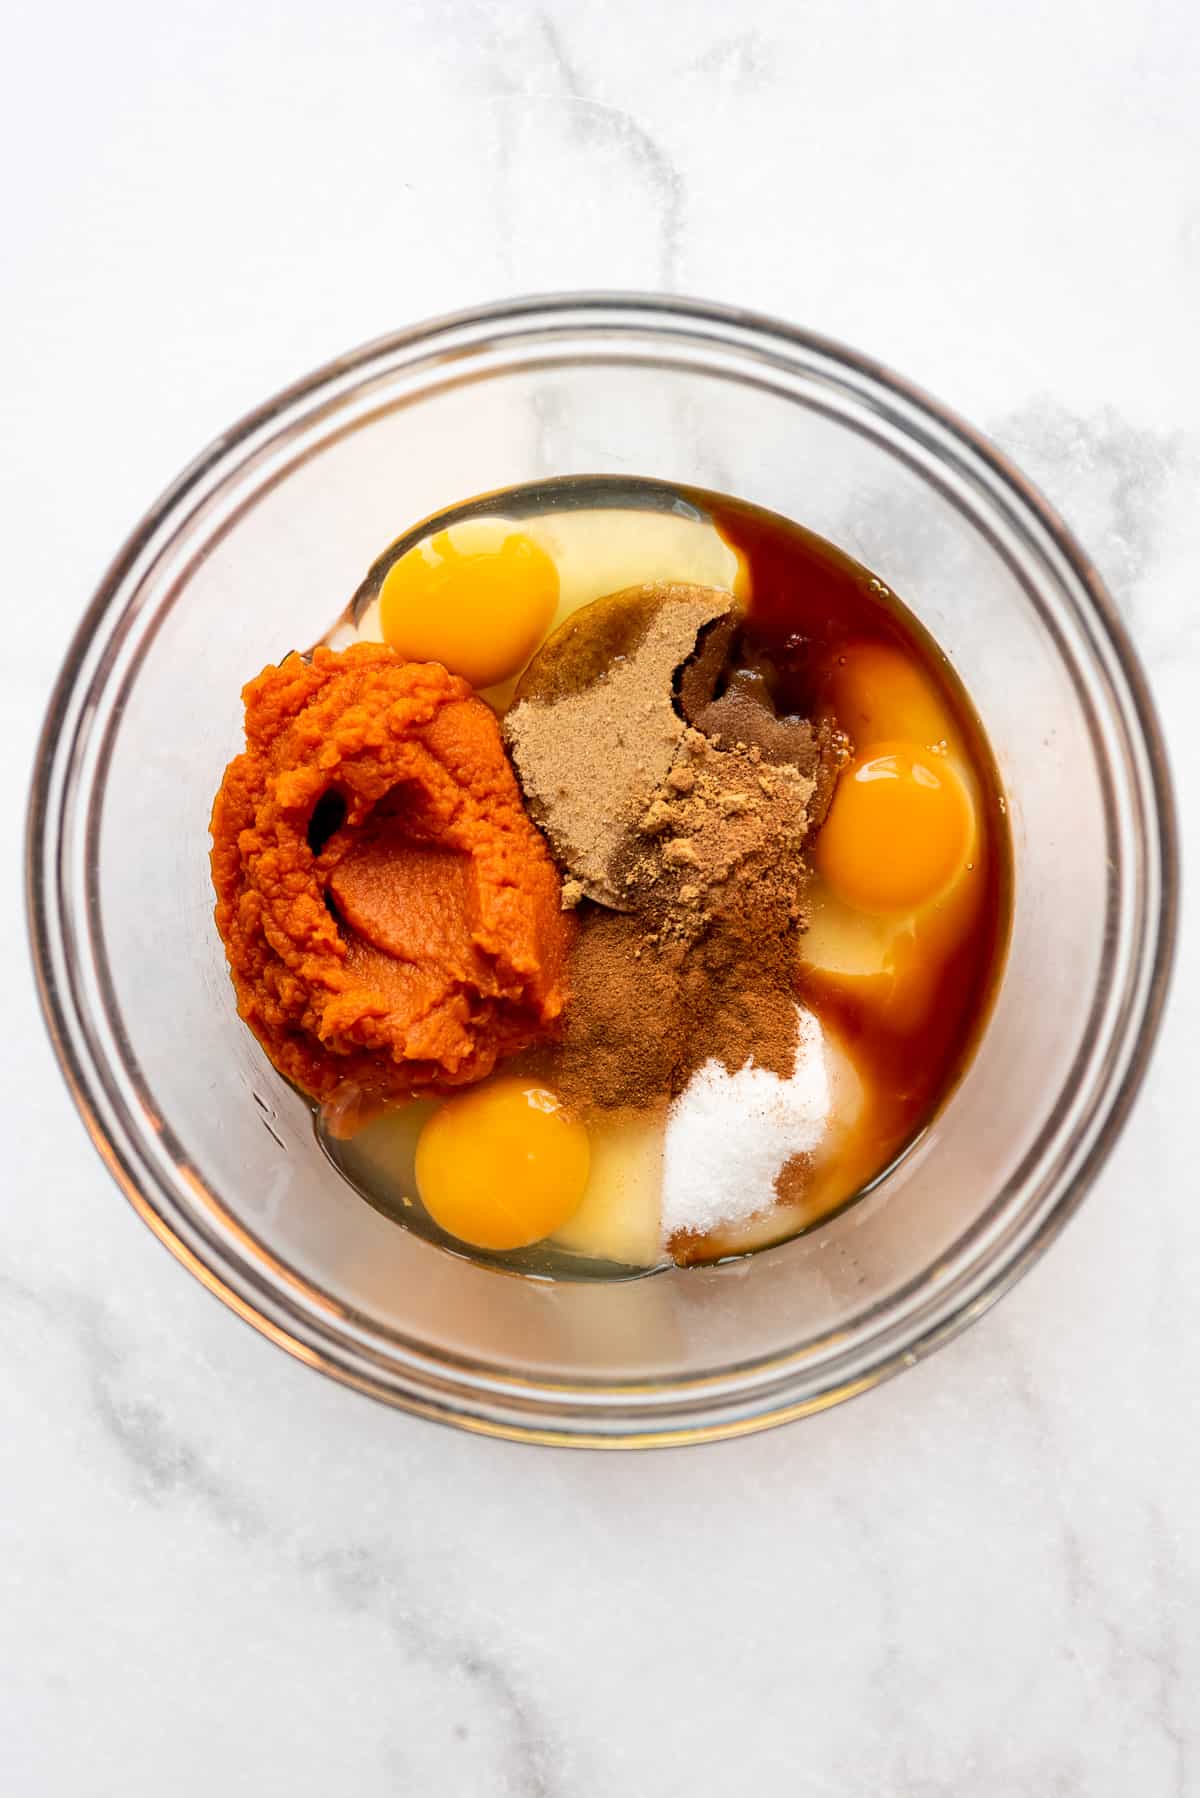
[816,740,974,915]
[379,519,559,688]
[415,1077,590,1251]
[827,641,951,750]
[551,1108,666,1268]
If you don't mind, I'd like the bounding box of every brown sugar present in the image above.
[503,583,736,907]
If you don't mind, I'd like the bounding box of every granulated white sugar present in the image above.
[660,1005,830,1243]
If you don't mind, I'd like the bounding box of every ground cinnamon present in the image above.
[550,850,806,1115]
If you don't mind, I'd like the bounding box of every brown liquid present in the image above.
[318,479,1012,1275]
[691,487,1012,1198]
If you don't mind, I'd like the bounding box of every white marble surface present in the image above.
[3,1,1198,1791]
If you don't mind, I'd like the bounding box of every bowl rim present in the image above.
[25,290,1180,1447]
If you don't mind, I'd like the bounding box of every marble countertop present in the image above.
[4,1,1197,1791]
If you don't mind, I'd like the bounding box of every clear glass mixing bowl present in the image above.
[26,295,1177,1446]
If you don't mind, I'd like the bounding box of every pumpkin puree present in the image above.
[210,642,570,1105]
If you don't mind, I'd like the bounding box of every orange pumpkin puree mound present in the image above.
[210,642,571,1106]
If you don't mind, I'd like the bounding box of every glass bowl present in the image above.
[26,294,1177,1447]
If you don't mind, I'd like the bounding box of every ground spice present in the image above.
[548,910,682,1111]
[681,646,847,826]
[502,582,847,1118]
[550,849,806,1115]
[773,1152,815,1208]
[613,726,815,942]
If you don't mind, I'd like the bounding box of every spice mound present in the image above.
[210,642,570,1104]
[505,585,845,1171]
[504,583,735,907]
[503,575,849,1251]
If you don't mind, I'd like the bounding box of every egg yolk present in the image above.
[827,642,951,750]
[815,740,973,915]
[414,1077,590,1251]
[379,520,559,689]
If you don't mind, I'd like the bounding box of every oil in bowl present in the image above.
[215,474,1014,1279]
